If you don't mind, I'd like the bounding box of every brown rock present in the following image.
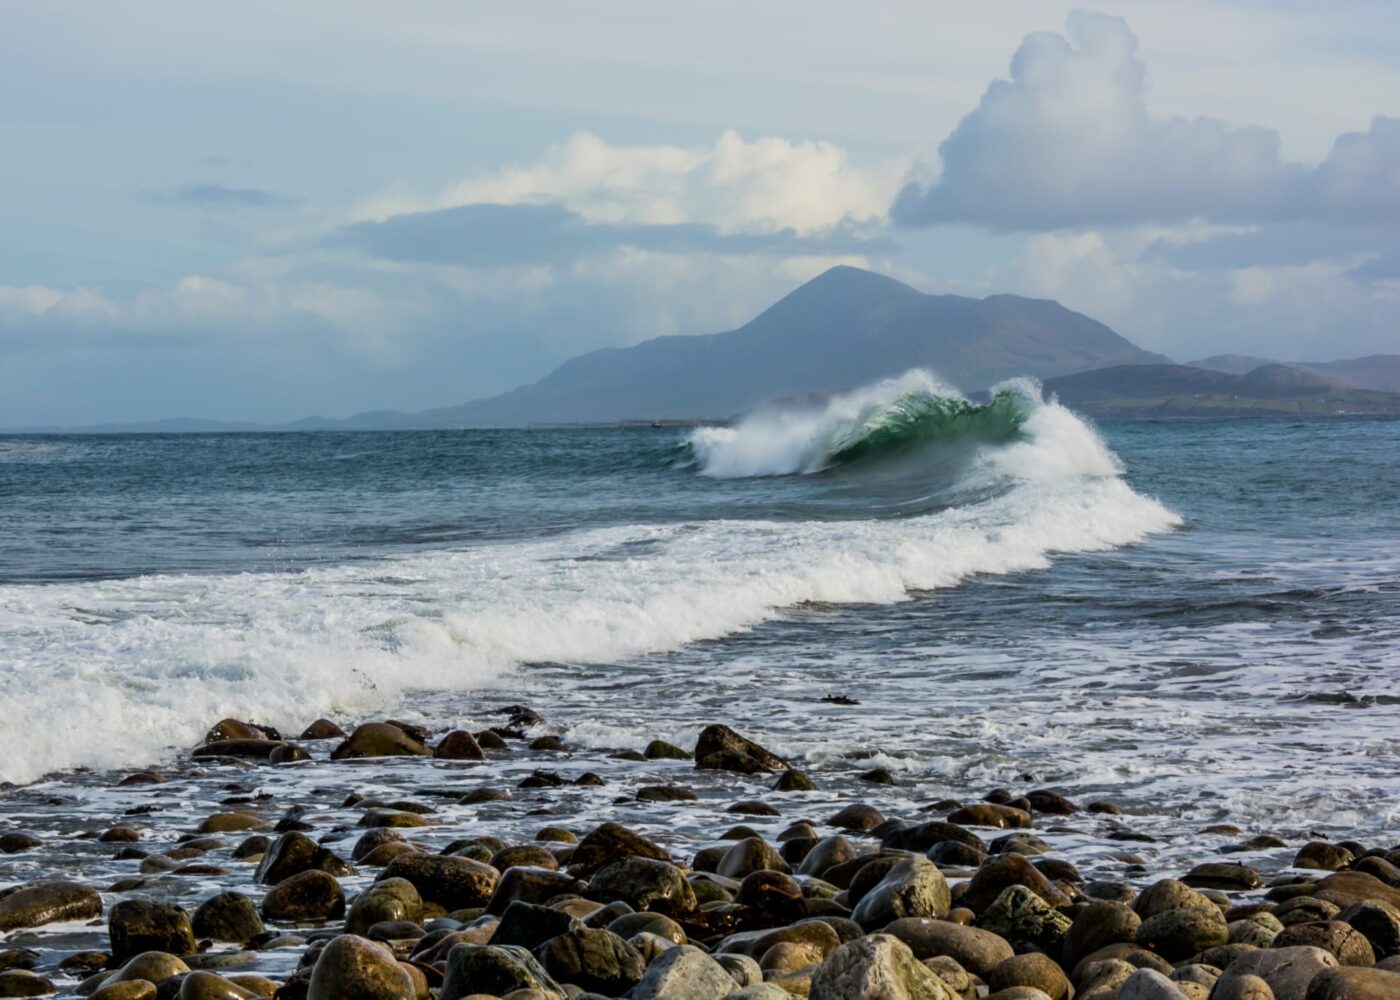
[1214,946,1339,1000]
[330,723,431,760]
[191,739,284,760]
[378,853,499,911]
[851,856,952,929]
[1274,921,1375,966]
[1063,900,1142,969]
[204,719,269,742]
[260,870,346,923]
[716,837,788,879]
[962,854,1072,914]
[946,803,1032,829]
[567,822,670,879]
[306,934,415,1000]
[299,719,345,740]
[1306,967,1400,999]
[827,804,886,832]
[0,881,103,934]
[434,731,485,760]
[108,900,195,963]
[989,952,1071,1000]
[883,917,1015,977]
[0,833,41,855]
[1339,902,1400,961]
[1295,843,1355,872]
[693,724,787,770]
[809,934,956,1000]
[588,857,696,917]
[1315,873,1400,913]
[196,813,269,834]
[91,982,159,1000]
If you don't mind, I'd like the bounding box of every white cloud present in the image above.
[893,12,1294,229]
[359,130,901,236]
[0,273,415,362]
[893,12,1400,231]
[1002,225,1399,361]
[0,284,65,315]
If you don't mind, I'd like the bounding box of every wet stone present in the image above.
[827,804,886,833]
[439,943,564,1000]
[109,899,195,963]
[0,970,56,997]
[535,926,647,995]
[192,893,265,943]
[587,857,696,916]
[636,784,698,803]
[260,870,346,924]
[330,722,431,760]
[306,934,415,1000]
[378,853,500,912]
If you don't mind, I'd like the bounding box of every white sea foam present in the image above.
[687,369,965,477]
[0,376,1180,785]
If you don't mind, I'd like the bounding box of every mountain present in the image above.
[23,267,1395,433]
[1044,363,1400,417]
[1189,354,1400,393]
[424,266,1169,425]
[1186,354,1280,376]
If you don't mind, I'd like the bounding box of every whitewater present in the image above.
[0,372,1181,786]
[2,372,1398,850]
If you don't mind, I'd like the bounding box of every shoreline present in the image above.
[1,709,1396,999]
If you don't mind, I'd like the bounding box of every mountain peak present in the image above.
[428,268,1169,424]
[765,264,924,308]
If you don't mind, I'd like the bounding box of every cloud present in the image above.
[1306,115,1400,223]
[0,273,412,361]
[999,226,1400,362]
[0,246,893,426]
[0,284,65,315]
[339,201,892,268]
[1348,250,1400,282]
[892,12,1400,232]
[1142,222,1396,271]
[170,183,299,208]
[360,130,900,236]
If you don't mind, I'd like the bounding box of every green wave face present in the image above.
[823,386,1035,469]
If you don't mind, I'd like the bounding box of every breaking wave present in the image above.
[686,371,1038,478]
[0,374,1179,784]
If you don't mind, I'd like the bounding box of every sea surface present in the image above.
[1,371,1398,845]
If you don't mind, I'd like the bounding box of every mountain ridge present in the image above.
[1045,363,1400,417]
[1189,354,1400,393]
[10,266,1396,432]
[412,265,1170,425]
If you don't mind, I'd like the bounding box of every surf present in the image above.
[0,378,1179,785]
[685,370,1038,478]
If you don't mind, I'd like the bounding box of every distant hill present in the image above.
[1045,363,1400,417]
[1189,354,1400,393]
[420,265,1169,425]
[14,267,1397,433]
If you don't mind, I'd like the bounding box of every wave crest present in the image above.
[687,370,1044,478]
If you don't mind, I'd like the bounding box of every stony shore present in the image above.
[0,710,1397,1000]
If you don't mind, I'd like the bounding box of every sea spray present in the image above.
[0,373,1180,785]
[686,370,1037,477]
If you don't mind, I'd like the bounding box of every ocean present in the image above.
[1,371,1398,848]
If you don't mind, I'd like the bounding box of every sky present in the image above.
[2,1,1398,426]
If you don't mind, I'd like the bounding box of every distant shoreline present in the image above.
[6,409,1400,436]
